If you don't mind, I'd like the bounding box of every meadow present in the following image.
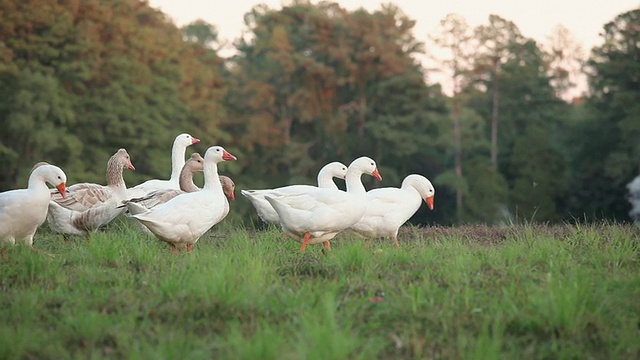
[1,221,639,359]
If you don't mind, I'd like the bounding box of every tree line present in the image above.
[0,0,638,225]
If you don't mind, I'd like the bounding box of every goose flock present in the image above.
[0,133,435,252]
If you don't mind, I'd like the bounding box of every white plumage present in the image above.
[126,146,237,251]
[0,164,67,246]
[350,174,435,248]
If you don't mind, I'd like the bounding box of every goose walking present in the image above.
[265,157,381,251]
[47,149,135,238]
[241,162,348,224]
[350,174,435,248]
[126,146,237,251]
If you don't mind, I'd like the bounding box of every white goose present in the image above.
[0,164,67,247]
[47,148,135,238]
[129,133,200,195]
[241,162,348,224]
[125,146,237,251]
[350,174,435,248]
[265,157,381,251]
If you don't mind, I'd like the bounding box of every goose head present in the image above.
[185,153,205,172]
[323,162,348,180]
[33,164,67,198]
[110,148,136,171]
[174,133,200,148]
[403,174,435,210]
[220,175,236,200]
[205,146,237,163]
[349,157,382,180]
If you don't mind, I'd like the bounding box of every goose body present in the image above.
[265,157,381,251]
[47,149,135,236]
[350,174,435,248]
[126,146,236,250]
[0,164,67,246]
[241,162,348,223]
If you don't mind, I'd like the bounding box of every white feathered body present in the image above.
[350,187,422,239]
[0,185,51,245]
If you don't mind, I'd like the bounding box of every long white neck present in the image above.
[169,144,186,183]
[345,168,365,194]
[28,172,50,195]
[203,160,222,194]
[317,168,337,189]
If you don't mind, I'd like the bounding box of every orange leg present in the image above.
[392,236,399,249]
[299,232,311,252]
[364,239,371,249]
[323,241,331,251]
[186,243,194,252]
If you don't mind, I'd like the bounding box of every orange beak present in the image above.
[128,162,136,171]
[56,182,67,198]
[228,191,235,201]
[222,150,237,161]
[371,168,382,181]
[192,137,201,144]
[425,196,434,210]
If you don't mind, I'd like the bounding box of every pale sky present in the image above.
[148,0,638,50]
[148,0,638,95]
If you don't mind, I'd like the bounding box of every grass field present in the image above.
[1,221,639,359]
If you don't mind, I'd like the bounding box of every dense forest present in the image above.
[0,0,638,225]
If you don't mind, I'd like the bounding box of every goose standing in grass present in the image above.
[0,163,67,247]
[350,174,435,248]
[241,162,348,224]
[125,146,237,252]
[129,133,199,196]
[47,149,135,239]
[265,157,381,251]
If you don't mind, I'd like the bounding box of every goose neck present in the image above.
[345,169,365,194]
[203,161,222,193]
[179,168,199,192]
[170,144,186,182]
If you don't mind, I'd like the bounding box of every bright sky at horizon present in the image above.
[148,0,638,51]
[148,0,638,96]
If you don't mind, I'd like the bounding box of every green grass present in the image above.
[1,221,639,359]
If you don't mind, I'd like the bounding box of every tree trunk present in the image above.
[353,96,367,153]
[490,58,500,170]
[453,98,463,222]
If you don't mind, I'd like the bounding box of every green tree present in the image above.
[567,8,640,221]
[0,0,228,189]
[474,15,526,169]
[228,1,445,198]
[430,13,477,222]
[509,124,565,221]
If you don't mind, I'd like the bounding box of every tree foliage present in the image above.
[566,8,640,221]
[0,0,227,188]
